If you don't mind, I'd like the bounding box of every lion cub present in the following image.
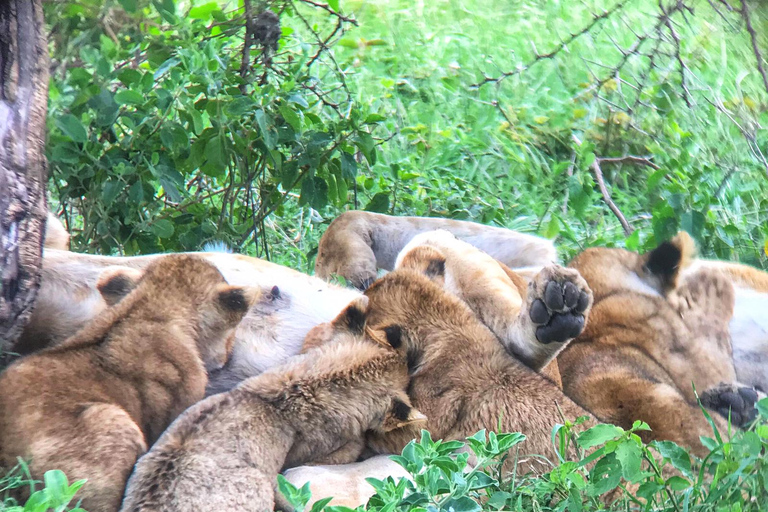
[561,233,759,456]
[0,254,258,512]
[357,251,595,472]
[120,297,425,512]
[396,230,592,372]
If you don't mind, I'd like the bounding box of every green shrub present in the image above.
[1,463,86,512]
[279,397,768,511]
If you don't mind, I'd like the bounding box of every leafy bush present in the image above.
[0,463,85,512]
[46,0,379,262]
[279,398,768,511]
[46,0,768,270]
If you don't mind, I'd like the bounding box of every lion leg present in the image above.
[503,265,593,370]
[32,403,147,512]
[580,375,728,458]
[315,212,379,289]
[397,233,592,371]
[700,382,760,428]
[308,439,366,466]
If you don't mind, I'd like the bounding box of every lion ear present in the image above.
[331,296,369,334]
[381,398,428,432]
[397,245,446,284]
[643,231,696,293]
[97,267,144,306]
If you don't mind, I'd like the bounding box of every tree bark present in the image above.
[0,0,49,353]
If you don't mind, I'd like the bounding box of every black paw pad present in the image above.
[544,281,565,311]
[703,385,759,427]
[536,314,584,344]
[576,291,590,313]
[530,299,550,325]
[563,281,580,309]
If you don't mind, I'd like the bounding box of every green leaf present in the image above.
[328,0,340,12]
[118,0,138,12]
[757,397,768,419]
[576,424,624,449]
[43,470,68,506]
[341,152,357,179]
[56,114,88,143]
[256,109,277,150]
[615,440,642,481]
[680,211,705,241]
[114,89,145,106]
[588,453,622,496]
[625,229,640,251]
[102,180,123,204]
[204,134,228,176]
[355,131,377,165]
[279,105,302,132]
[189,2,219,19]
[665,475,691,491]
[651,440,692,477]
[150,219,175,239]
[365,192,390,213]
[441,496,480,512]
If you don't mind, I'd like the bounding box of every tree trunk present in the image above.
[0,0,49,353]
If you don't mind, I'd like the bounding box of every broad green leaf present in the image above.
[189,2,219,19]
[56,115,88,143]
[114,90,145,106]
[576,424,624,449]
[204,134,228,175]
[651,440,692,477]
[256,109,276,150]
[365,192,390,213]
[150,219,175,239]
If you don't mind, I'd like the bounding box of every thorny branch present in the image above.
[472,0,632,88]
[739,0,768,95]
[572,135,634,236]
[239,0,254,94]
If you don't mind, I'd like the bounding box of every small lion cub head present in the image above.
[299,296,427,433]
[96,254,260,371]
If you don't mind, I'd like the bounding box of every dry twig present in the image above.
[572,135,634,236]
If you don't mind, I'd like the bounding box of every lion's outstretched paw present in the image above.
[701,383,759,427]
[528,266,593,344]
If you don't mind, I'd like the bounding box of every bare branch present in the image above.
[739,0,768,95]
[239,0,254,94]
[471,0,632,88]
[572,135,634,236]
[660,0,692,107]
[598,155,661,170]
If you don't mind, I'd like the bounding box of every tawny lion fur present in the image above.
[395,230,592,373]
[120,298,424,512]
[314,210,557,289]
[559,232,759,456]
[356,264,596,472]
[0,254,258,512]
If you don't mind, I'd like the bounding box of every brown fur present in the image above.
[0,254,258,512]
[315,211,557,289]
[44,212,70,251]
[395,231,593,371]
[560,233,753,456]
[120,299,424,512]
[358,268,595,472]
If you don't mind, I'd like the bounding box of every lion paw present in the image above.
[700,383,759,427]
[528,266,593,344]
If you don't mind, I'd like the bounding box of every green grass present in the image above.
[263,0,768,270]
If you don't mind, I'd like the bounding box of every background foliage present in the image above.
[45,0,768,270]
